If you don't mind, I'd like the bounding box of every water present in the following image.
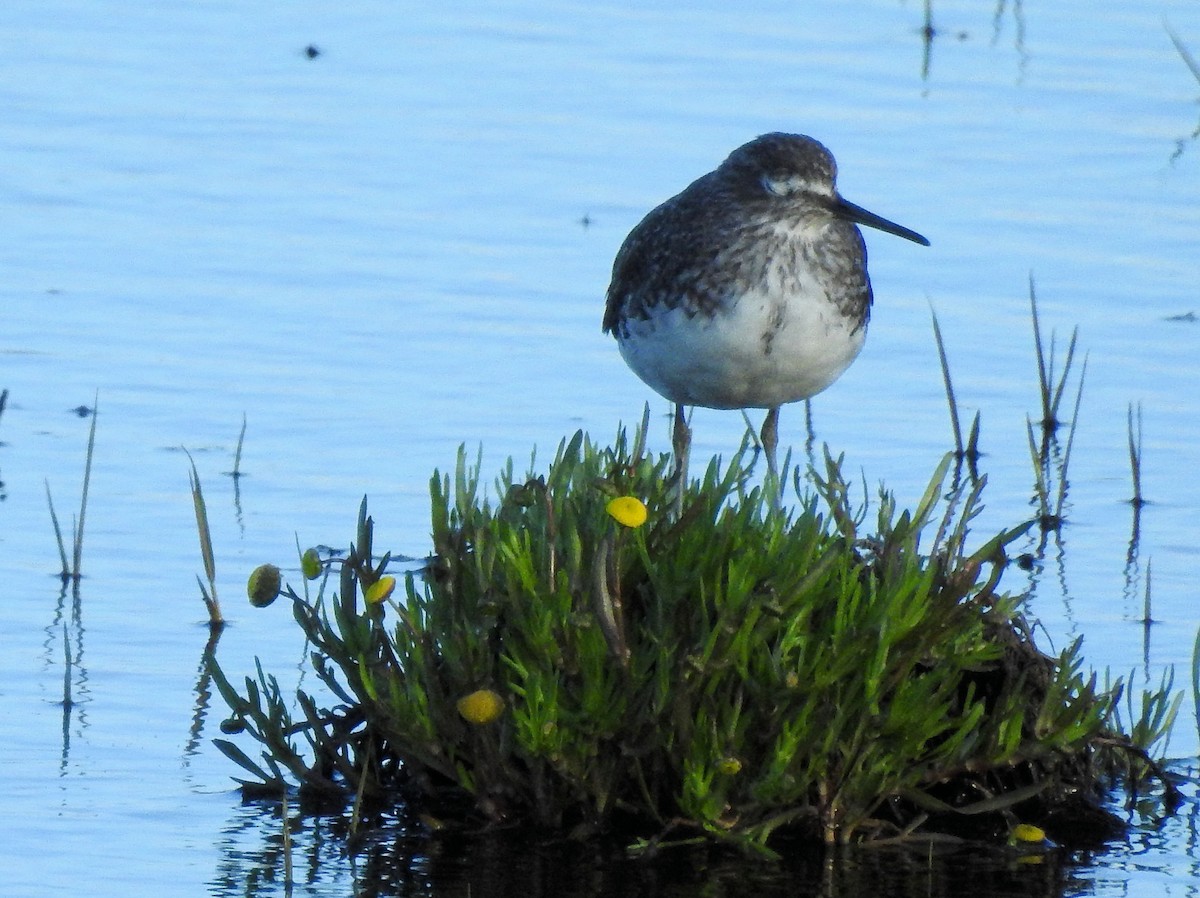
[2,1,1199,894]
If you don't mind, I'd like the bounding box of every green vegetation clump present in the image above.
[212,422,1177,853]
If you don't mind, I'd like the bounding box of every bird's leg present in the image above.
[671,403,691,518]
[761,406,782,508]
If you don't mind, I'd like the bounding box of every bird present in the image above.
[602,132,928,506]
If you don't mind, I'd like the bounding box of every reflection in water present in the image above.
[1166,24,1200,163]
[233,471,246,539]
[1122,403,1147,608]
[210,802,1098,898]
[1122,491,1144,616]
[918,0,1030,83]
[1140,560,1154,683]
[1017,283,1088,635]
[990,0,1030,78]
[59,624,73,774]
[228,412,248,538]
[213,803,356,897]
[1119,402,1154,681]
[45,578,89,776]
[185,626,224,765]
[0,388,8,500]
[1018,417,1075,631]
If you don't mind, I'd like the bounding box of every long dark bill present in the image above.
[834,197,930,246]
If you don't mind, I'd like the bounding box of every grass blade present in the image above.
[45,479,70,578]
[231,413,247,479]
[930,307,965,458]
[71,393,99,578]
[1166,22,1200,85]
[1128,402,1146,508]
[1052,352,1088,519]
[185,449,222,626]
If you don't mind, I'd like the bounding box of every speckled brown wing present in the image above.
[603,171,749,338]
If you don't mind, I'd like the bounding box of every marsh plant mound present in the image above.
[212,424,1176,854]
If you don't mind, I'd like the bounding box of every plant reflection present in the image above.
[210,800,1097,898]
[46,577,89,775]
[184,626,223,765]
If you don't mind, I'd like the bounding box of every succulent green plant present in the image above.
[211,420,1178,853]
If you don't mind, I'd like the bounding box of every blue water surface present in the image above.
[2,1,1199,894]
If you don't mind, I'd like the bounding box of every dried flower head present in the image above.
[247,564,282,608]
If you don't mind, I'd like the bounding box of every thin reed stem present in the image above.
[1052,353,1088,520]
[186,449,223,627]
[1029,277,1080,432]
[1141,558,1154,625]
[46,480,70,578]
[1128,402,1145,508]
[231,413,247,479]
[71,393,99,578]
[930,308,964,458]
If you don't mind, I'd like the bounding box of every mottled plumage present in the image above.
[603,133,928,497]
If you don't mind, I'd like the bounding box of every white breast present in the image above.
[616,280,867,410]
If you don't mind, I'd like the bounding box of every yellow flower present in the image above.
[606,496,648,528]
[300,548,322,580]
[1011,823,1047,843]
[456,689,505,725]
[364,575,396,605]
[247,564,282,608]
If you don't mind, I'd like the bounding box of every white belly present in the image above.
[616,286,866,410]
